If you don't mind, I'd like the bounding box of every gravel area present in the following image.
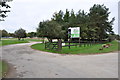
[0,42,118,78]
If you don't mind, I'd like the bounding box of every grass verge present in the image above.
[31,40,119,54]
[0,61,8,78]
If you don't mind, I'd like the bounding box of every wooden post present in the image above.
[79,37,80,47]
[42,36,45,43]
[45,42,46,49]
[57,39,62,51]
[69,38,70,49]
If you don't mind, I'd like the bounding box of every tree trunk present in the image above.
[48,38,52,42]
[42,37,45,43]
[18,37,21,40]
[57,39,62,51]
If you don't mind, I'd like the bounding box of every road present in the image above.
[0,42,118,78]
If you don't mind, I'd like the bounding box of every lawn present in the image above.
[31,40,119,54]
[2,38,44,42]
[0,61,8,77]
[25,38,43,42]
[0,38,44,46]
[0,40,29,46]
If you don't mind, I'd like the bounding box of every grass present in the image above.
[0,40,29,46]
[0,38,44,46]
[25,38,43,42]
[0,61,8,77]
[31,40,119,54]
[1,38,43,42]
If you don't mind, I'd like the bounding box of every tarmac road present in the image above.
[0,42,118,78]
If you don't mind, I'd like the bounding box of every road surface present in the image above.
[0,42,118,78]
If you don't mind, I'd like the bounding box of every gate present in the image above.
[45,42,58,50]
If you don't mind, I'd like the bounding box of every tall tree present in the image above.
[76,10,89,39]
[52,10,64,24]
[37,4,115,45]
[69,9,76,26]
[89,4,115,41]
[63,9,70,22]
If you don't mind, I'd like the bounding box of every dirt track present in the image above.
[0,42,118,78]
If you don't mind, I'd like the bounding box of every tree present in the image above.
[75,10,90,39]
[115,34,120,40]
[0,0,12,21]
[2,29,9,37]
[52,10,64,24]
[69,9,76,26]
[37,20,65,41]
[37,21,48,43]
[27,32,36,38]
[14,28,26,40]
[88,4,115,41]
[63,9,70,22]
[37,4,115,51]
[37,20,65,50]
[9,33,15,37]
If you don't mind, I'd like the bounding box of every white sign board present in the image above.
[68,27,80,38]
[62,43,65,46]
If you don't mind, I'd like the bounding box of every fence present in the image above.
[45,42,58,50]
[44,40,108,50]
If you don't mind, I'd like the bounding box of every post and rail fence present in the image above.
[44,40,109,50]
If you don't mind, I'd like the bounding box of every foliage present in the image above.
[8,33,15,37]
[88,4,115,40]
[52,10,64,24]
[115,34,120,40]
[0,0,12,21]
[27,32,36,38]
[108,34,120,41]
[63,9,70,22]
[37,4,115,42]
[14,28,27,40]
[37,20,66,50]
[2,29,9,37]
[37,20,65,42]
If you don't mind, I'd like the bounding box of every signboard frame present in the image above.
[68,27,80,38]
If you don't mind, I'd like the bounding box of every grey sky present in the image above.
[0,0,119,34]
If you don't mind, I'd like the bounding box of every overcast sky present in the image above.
[0,0,119,34]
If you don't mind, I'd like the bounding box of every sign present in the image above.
[62,43,65,46]
[68,27,80,38]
